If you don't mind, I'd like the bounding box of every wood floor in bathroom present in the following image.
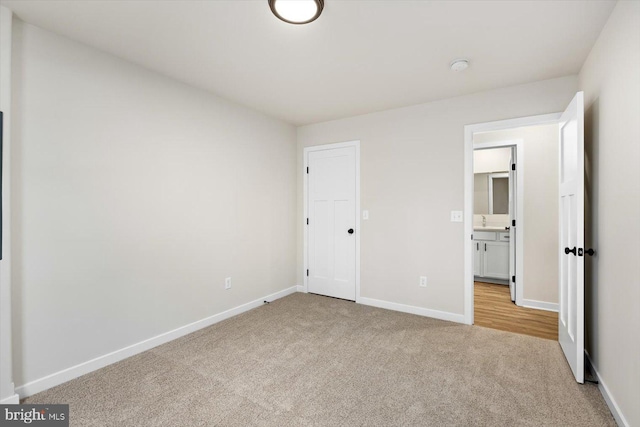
[474,282,558,340]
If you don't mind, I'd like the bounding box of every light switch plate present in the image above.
[450,211,463,222]
[362,210,369,220]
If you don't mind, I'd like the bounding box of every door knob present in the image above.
[564,247,577,256]
[348,228,354,234]
[585,248,596,256]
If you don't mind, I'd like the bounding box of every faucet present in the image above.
[482,215,486,227]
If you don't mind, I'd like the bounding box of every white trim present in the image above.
[466,113,562,134]
[0,393,19,404]
[303,140,361,302]
[585,352,630,427]
[296,285,306,293]
[464,126,474,325]
[0,5,15,405]
[464,112,562,325]
[521,299,558,312]
[359,297,466,324]
[15,286,298,399]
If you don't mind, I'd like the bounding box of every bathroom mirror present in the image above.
[488,173,509,214]
[474,172,509,215]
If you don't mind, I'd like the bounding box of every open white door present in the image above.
[307,145,357,301]
[508,147,516,302]
[558,91,585,383]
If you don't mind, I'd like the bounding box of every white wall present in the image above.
[473,173,491,216]
[473,147,510,174]
[474,124,559,305]
[0,5,18,404]
[578,1,640,426]
[10,20,297,391]
[297,76,578,316]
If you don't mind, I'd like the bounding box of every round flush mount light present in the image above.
[450,58,470,72]
[268,0,324,25]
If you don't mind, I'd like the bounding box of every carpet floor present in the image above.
[24,293,615,426]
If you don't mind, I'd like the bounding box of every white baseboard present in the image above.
[358,297,466,324]
[0,393,19,404]
[585,352,629,427]
[296,285,306,293]
[522,299,558,312]
[15,286,298,399]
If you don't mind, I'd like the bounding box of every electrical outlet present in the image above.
[224,277,232,290]
[419,276,427,287]
[450,211,463,222]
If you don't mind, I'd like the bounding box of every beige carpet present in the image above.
[24,293,615,426]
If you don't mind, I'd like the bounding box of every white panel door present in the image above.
[307,146,356,301]
[558,92,585,384]
[508,147,517,301]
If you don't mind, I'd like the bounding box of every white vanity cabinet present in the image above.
[474,230,509,281]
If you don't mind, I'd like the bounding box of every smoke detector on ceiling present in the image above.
[450,59,469,72]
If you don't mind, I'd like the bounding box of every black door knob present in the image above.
[564,247,577,256]
[585,248,596,256]
[348,229,354,234]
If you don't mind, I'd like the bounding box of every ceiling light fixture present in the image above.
[268,0,324,25]
[450,59,470,72]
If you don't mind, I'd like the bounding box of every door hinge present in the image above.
[306,167,309,174]
[512,219,516,227]
[306,269,309,277]
[471,234,473,240]
[511,163,516,171]
[512,276,515,283]
[306,218,309,225]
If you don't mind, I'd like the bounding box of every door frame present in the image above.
[474,141,523,302]
[303,140,361,302]
[464,113,561,325]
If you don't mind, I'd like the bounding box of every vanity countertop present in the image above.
[474,226,509,232]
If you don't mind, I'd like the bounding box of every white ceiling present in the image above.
[1,0,616,125]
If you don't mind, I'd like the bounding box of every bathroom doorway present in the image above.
[472,144,519,302]
[465,116,562,340]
